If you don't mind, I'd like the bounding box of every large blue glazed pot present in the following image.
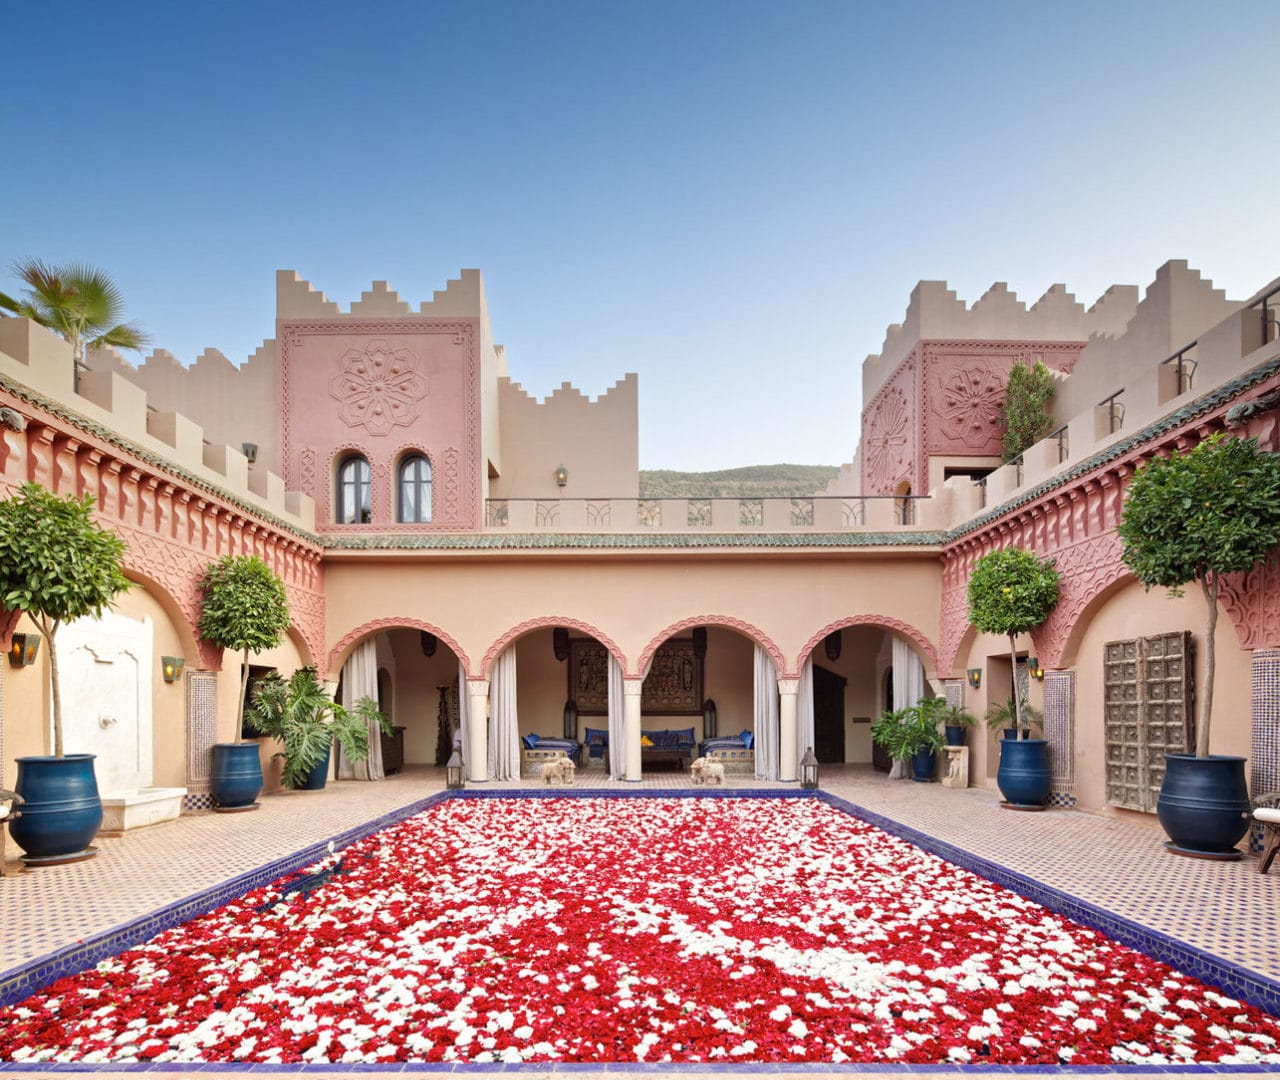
[298,744,332,791]
[997,738,1051,807]
[8,754,103,861]
[944,725,967,747]
[910,748,936,782]
[1157,754,1251,857]
[210,742,264,808]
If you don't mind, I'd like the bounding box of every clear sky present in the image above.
[3,1,1278,471]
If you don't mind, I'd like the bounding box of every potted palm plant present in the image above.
[942,703,979,746]
[245,667,390,789]
[984,697,1044,742]
[967,548,1060,808]
[1118,432,1280,857]
[197,554,291,809]
[0,483,132,862]
[872,697,947,781]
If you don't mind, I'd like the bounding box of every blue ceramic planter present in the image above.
[944,725,967,747]
[1157,754,1251,856]
[210,743,263,808]
[910,748,936,782]
[299,744,332,790]
[997,738,1051,806]
[8,755,103,860]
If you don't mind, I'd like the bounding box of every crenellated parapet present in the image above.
[0,317,325,670]
[492,374,639,499]
[863,279,1139,404]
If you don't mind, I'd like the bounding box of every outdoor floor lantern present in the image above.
[800,748,819,790]
[446,749,465,790]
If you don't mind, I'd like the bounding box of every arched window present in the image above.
[337,455,372,524]
[398,454,432,523]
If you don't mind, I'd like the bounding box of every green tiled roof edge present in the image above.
[943,351,1280,545]
[0,371,324,547]
[322,530,946,551]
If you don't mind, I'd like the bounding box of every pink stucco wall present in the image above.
[277,319,482,531]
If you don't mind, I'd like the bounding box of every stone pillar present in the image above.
[1251,650,1280,852]
[778,677,799,782]
[467,679,490,782]
[623,678,644,782]
[1043,669,1076,808]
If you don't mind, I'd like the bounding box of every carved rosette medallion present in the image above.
[934,367,1005,448]
[329,340,427,436]
[864,385,912,494]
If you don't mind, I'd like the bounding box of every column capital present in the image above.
[777,678,800,696]
[622,678,644,697]
[466,678,490,695]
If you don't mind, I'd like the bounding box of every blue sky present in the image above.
[3,1,1278,470]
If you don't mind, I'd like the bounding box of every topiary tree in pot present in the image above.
[0,483,132,861]
[1118,432,1280,856]
[197,554,291,809]
[967,547,1059,807]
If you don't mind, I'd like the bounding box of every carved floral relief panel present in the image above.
[277,319,480,530]
[862,358,917,495]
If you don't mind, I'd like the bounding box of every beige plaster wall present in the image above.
[322,553,944,685]
[491,375,640,500]
[1068,579,1251,813]
[383,628,460,767]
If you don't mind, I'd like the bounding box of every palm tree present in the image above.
[0,260,147,369]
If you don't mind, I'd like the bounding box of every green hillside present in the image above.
[639,464,840,499]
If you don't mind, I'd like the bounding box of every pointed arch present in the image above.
[638,615,785,679]
[796,615,938,679]
[327,617,469,679]
[481,616,626,678]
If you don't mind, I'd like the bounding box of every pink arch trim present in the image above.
[637,615,785,679]
[796,615,938,677]
[327,617,470,677]
[481,616,626,677]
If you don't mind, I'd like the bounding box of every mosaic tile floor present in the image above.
[1,764,1278,1078]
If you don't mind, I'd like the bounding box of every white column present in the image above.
[467,679,490,782]
[778,677,799,782]
[623,678,644,782]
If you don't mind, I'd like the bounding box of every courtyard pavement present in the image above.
[0,763,1277,1078]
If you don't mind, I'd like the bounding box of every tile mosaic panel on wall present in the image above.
[1251,649,1280,853]
[1045,669,1076,808]
[183,671,217,813]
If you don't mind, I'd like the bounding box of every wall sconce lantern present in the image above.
[241,442,258,465]
[966,668,982,690]
[420,631,438,657]
[800,748,819,790]
[554,464,568,488]
[1029,657,1045,681]
[446,749,465,790]
[552,627,570,662]
[824,629,842,662]
[161,656,186,683]
[8,633,40,668]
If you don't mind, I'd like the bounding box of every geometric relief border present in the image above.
[1044,669,1076,807]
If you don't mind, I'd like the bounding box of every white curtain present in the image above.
[338,638,383,781]
[457,663,470,775]
[753,645,780,781]
[488,647,520,780]
[607,652,625,780]
[797,656,815,765]
[890,636,925,779]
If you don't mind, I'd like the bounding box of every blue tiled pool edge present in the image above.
[1,786,1278,1073]
[816,791,1280,1018]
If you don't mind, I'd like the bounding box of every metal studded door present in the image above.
[1103,632,1194,812]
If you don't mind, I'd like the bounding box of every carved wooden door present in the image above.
[813,664,848,764]
[1104,632,1193,812]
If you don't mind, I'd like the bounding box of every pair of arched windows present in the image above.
[336,454,432,524]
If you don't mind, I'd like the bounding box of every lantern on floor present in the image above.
[446,750,464,790]
[800,748,819,790]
